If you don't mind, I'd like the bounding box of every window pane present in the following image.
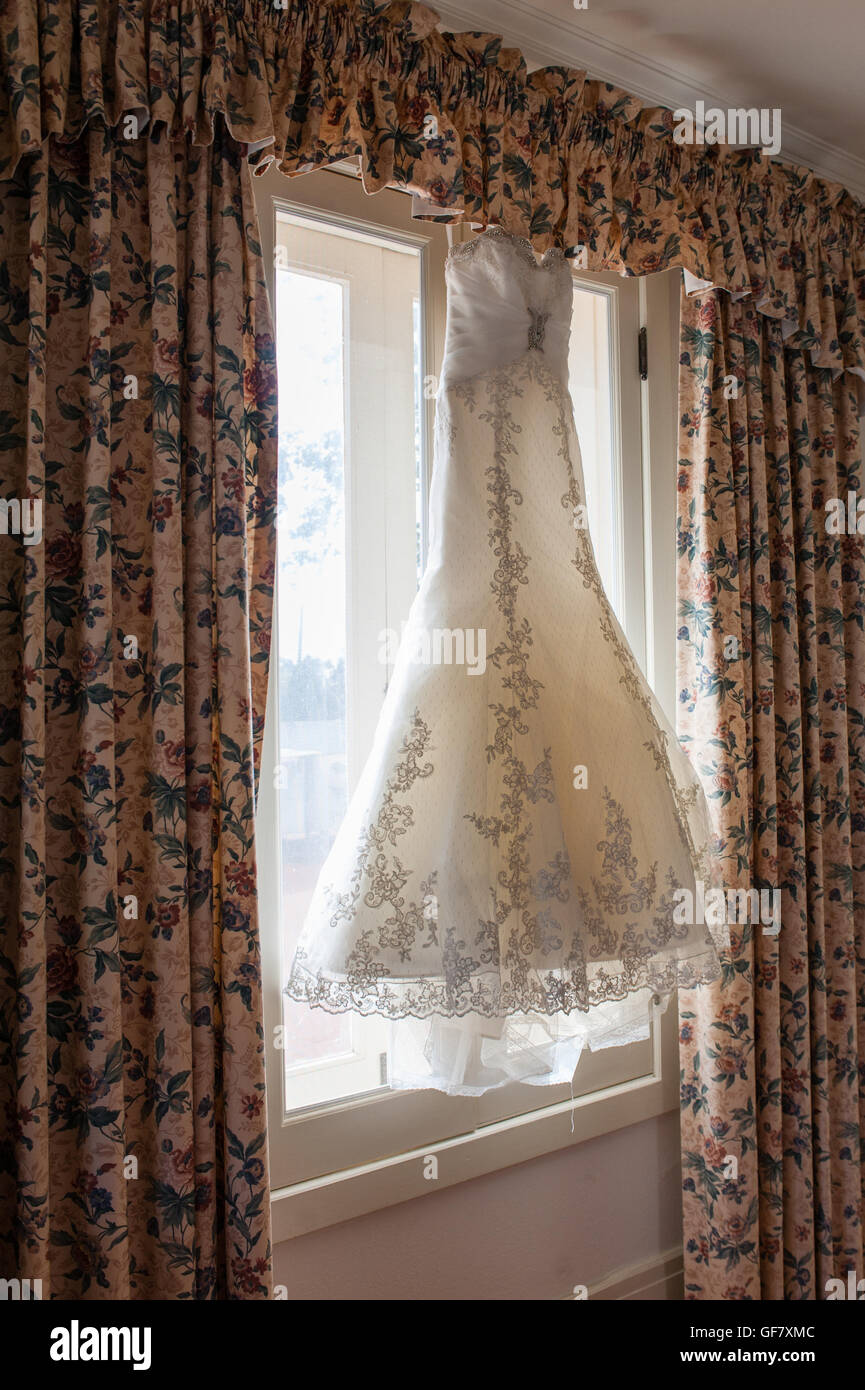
[568,286,621,619]
[274,214,423,1113]
[276,265,353,1105]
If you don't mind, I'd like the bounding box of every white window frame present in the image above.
[254,163,684,1239]
[568,265,645,670]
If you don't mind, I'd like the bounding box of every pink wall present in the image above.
[274,1111,682,1300]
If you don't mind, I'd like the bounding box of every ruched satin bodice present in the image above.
[441,226,573,390]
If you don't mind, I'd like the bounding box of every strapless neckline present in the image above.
[446,224,567,272]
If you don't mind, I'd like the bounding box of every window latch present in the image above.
[636,328,650,383]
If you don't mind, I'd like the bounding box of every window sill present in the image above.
[270,1011,678,1241]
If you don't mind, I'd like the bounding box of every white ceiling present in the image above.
[435,0,865,195]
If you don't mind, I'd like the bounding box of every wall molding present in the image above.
[433,0,865,201]
[578,1247,684,1301]
[271,1032,677,1242]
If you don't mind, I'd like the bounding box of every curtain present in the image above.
[676,291,865,1298]
[0,112,277,1296]
[3,2,862,375]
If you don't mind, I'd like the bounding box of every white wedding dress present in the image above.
[286,226,724,1094]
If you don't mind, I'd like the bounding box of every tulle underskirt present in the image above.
[386,986,669,1095]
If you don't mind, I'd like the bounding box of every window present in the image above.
[272,212,425,1113]
[255,165,682,1234]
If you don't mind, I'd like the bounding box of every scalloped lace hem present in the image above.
[284,937,723,1022]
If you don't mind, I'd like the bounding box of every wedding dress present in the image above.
[285,225,724,1095]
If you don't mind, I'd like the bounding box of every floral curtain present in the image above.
[676,292,865,1299]
[0,103,277,1295]
[3,2,863,377]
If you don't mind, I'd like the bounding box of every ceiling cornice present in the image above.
[432,0,865,201]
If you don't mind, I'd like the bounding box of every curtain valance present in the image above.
[3,0,864,369]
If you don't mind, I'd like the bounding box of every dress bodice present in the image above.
[441,226,573,390]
